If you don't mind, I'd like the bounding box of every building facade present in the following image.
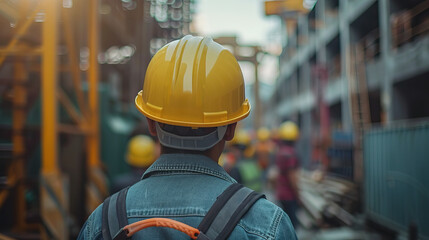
[267,0,429,172]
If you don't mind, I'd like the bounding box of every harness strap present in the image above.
[197,183,265,240]
[102,187,130,240]
[101,195,111,240]
[216,191,265,240]
[198,183,242,233]
[116,188,129,230]
[102,184,264,240]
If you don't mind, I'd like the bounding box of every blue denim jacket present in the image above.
[78,154,297,239]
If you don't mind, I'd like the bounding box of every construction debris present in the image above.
[297,170,360,229]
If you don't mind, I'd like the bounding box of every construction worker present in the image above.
[228,129,263,192]
[78,35,296,239]
[273,121,301,227]
[255,127,276,185]
[111,135,157,193]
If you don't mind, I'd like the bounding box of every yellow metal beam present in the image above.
[0,3,41,67]
[87,0,100,168]
[0,46,42,56]
[41,0,58,175]
[41,2,70,239]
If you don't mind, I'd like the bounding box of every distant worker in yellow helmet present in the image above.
[255,127,275,184]
[273,121,301,227]
[79,35,297,240]
[111,135,157,193]
[228,129,263,192]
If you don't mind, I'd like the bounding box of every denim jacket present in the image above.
[78,154,297,240]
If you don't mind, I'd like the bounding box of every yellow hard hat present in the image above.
[257,127,271,141]
[279,121,299,141]
[135,35,250,128]
[231,130,252,146]
[126,135,156,168]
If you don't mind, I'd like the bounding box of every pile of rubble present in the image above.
[297,170,361,229]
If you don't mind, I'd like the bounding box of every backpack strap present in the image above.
[102,187,130,240]
[102,184,264,240]
[197,183,265,240]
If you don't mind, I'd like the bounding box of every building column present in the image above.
[339,0,353,131]
[316,0,327,64]
[379,0,393,123]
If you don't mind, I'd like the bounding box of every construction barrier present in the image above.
[364,121,429,239]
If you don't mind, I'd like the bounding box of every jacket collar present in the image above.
[142,153,236,183]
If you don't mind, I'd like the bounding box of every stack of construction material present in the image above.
[297,170,360,229]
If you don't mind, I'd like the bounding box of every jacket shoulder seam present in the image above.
[268,207,284,239]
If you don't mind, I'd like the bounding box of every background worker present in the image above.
[78,35,296,239]
[274,121,301,228]
[255,127,275,187]
[228,129,263,192]
[111,135,157,193]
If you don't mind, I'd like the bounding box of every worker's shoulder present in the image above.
[237,197,296,239]
[78,204,104,239]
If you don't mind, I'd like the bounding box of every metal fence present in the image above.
[364,122,429,239]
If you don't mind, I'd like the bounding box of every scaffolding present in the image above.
[0,0,107,238]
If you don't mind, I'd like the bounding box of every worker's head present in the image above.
[229,129,254,159]
[126,135,156,168]
[230,129,251,151]
[135,35,250,157]
[278,121,299,143]
[257,127,271,142]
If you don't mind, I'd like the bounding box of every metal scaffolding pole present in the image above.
[85,0,108,215]
[40,0,70,239]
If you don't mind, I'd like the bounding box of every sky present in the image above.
[193,0,281,47]
[192,0,283,91]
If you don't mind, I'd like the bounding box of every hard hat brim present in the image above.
[135,91,251,128]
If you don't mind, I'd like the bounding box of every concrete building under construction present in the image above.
[265,0,429,238]
[268,0,429,166]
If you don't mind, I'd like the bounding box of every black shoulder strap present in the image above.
[197,183,265,240]
[102,187,130,240]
